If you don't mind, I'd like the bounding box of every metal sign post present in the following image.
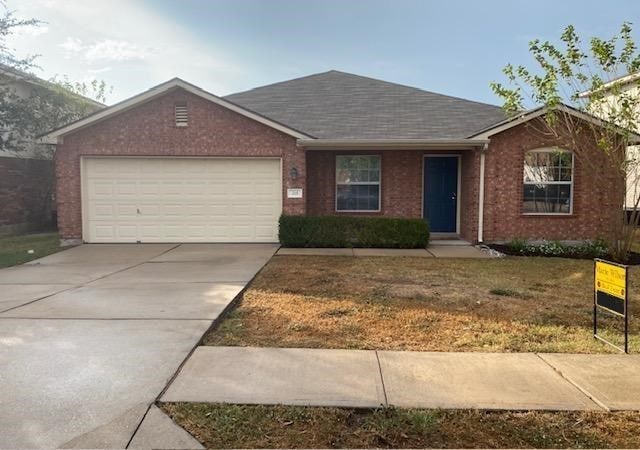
[593,258,629,353]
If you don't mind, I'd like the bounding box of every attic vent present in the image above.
[175,103,188,127]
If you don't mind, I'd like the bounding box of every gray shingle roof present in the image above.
[224,70,505,139]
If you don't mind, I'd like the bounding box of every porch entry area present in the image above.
[423,155,460,233]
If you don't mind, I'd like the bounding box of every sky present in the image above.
[7,0,640,105]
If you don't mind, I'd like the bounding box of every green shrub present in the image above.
[575,239,609,259]
[504,239,610,259]
[529,240,566,256]
[506,238,527,254]
[278,215,430,248]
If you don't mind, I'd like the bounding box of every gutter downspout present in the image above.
[477,143,488,243]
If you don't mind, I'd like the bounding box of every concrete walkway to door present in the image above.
[0,243,277,449]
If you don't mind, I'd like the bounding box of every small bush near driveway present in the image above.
[279,215,429,248]
[160,402,640,449]
[204,255,639,353]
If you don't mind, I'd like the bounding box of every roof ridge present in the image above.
[40,77,313,141]
[224,70,506,139]
[227,69,503,110]
[224,70,337,98]
[326,70,503,110]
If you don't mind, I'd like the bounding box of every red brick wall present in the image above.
[55,87,622,244]
[304,130,619,245]
[460,150,480,242]
[55,87,305,240]
[0,156,54,234]
[306,150,481,241]
[482,120,621,242]
[306,150,424,218]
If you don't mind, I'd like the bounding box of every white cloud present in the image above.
[16,24,49,37]
[87,66,113,74]
[60,37,150,62]
[59,37,84,53]
[85,39,149,62]
[8,0,247,103]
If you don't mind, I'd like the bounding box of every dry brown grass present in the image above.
[161,402,640,449]
[203,255,639,353]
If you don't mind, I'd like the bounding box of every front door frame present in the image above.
[422,154,462,235]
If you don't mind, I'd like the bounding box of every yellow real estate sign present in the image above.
[594,259,627,316]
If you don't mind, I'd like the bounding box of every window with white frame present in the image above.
[523,148,573,214]
[336,155,380,211]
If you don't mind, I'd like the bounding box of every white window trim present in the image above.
[522,148,574,216]
[335,155,381,212]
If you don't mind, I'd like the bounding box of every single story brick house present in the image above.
[41,70,632,244]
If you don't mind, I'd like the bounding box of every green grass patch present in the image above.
[0,232,62,268]
[160,402,640,449]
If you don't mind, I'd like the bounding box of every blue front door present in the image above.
[423,157,458,232]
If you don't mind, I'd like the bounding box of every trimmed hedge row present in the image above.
[279,215,430,248]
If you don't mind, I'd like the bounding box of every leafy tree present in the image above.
[0,74,108,158]
[0,2,109,159]
[491,23,640,261]
[0,2,108,229]
[0,2,40,71]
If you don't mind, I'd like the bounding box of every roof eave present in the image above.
[578,71,640,98]
[297,138,490,150]
[469,104,640,143]
[0,66,106,109]
[39,78,312,144]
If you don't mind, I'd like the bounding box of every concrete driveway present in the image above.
[0,243,277,449]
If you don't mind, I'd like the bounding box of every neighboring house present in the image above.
[41,70,637,245]
[0,63,104,235]
[579,71,640,212]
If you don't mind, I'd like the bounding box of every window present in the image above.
[175,103,188,127]
[523,148,573,214]
[336,155,380,211]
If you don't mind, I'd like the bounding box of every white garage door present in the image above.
[83,157,282,243]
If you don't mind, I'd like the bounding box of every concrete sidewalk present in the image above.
[0,244,277,449]
[162,347,640,411]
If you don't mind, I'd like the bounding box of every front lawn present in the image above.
[0,232,62,268]
[204,255,639,353]
[161,403,640,449]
